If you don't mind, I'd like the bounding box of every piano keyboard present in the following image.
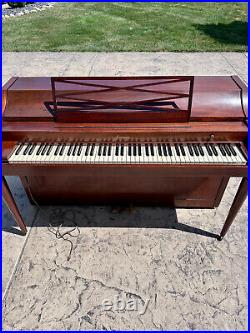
[8,142,247,165]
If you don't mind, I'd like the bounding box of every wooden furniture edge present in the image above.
[2,77,18,115]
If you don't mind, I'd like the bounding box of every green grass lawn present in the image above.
[2,2,247,52]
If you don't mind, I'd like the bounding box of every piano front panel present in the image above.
[20,173,229,209]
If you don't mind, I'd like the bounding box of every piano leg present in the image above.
[2,177,27,235]
[218,177,248,241]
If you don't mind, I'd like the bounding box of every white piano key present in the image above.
[182,144,192,164]
[100,144,109,164]
[118,144,124,164]
[155,144,163,164]
[60,145,71,164]
[179,144,188,164]
[141,144,148,163]
[229,143,243,164]
[45,145,58,164]
[150,144,158,164]
[85,144,93,163]
[20,144,32,163]
[117,144,123,164]
[194,145,204,164]
[232,144,247,164]
[110,144,116,164]
[172,145,179,164]
[49,144,59,163]
[122,145,128,164]
[202,145,213,164]
[7,141,247,166]
[105,143,112,164]
[161,144,170,164]
[95,143,101,164]
[214,144,229,164]
[90,144,98,164]
[28,144,41,164]
[113,144,119,164]
[200,145,212,164]
[8,143,23,163]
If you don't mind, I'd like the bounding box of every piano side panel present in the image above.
[20,173,229,209]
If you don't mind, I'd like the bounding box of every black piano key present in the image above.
[59,144,65,156]
[145,144,149,156]
[46,144,53,156]
[67,144,74,156]
[219,144,226,156]
[55,144,61,156]
[128,144,132,156]
[133,144,137,156]
[36,143,44,155]
[167,144,172,156]
[103,144,107,156]
[224,144,232,156]
[28,144,36,155]
[157,143,162,156]
[108,144,112,156]
[180,144,186,156]
[41,144,49,156]
[229,144,237,156]
[72,144,78,156]
[198,144,204,156]
[85,143,90,156]
[98,144,103,156]
[162,144,167,156]
[90,143,95,156]
[77,143,83,156]
[121,144,124,156]
[174,144,180,156]
[161,143,168,156]
[15,143,24,155]
[150,143,154,156]
[115,144,119,156]
[137,143,141,156]
[187,144,194,156]
[23,143,32,155]
[210,144,218,156]
[205,144,212,156]
[193,144,199,156]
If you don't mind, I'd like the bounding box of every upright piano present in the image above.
[2,76,248,240]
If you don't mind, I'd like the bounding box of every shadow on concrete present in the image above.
[4,205,219,240]
[194,21,247,46]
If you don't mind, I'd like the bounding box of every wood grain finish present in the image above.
[2,76,247,122]
[19,175,227,208]
[2,75,248,239]
[219,177,248,240]
[2,177,27,235]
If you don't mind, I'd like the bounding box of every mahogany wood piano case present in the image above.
[2,76,248,239]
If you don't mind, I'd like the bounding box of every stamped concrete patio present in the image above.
[2,52,248,330]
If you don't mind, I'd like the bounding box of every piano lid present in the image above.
[2,76,248,123]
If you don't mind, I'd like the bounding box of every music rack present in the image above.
[51,76,194,123]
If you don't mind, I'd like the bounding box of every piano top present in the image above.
[2,76,248,123]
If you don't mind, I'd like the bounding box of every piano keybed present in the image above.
[8,141,247,165]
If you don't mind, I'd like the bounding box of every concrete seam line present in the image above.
[88,54,99,76]
[2,208,40,302]
[220,52,242,77]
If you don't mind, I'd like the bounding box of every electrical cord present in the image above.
[25,176,80,261]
